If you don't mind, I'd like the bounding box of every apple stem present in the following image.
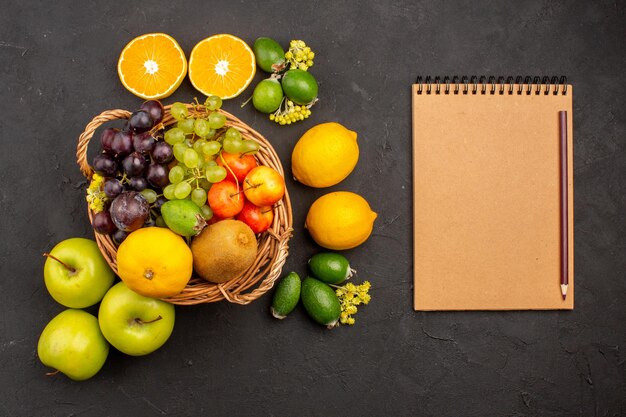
[45,369,60,377]
[135,315,162,325]
[42,253,76,274]
[229,180,261,198]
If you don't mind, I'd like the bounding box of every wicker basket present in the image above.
[76,104,293,305]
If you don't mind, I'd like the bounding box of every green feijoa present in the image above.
[301,277,341,328]
[252,79,284,113]
[308,252,355,284]
[253,37,285,73]
[281,69,318,105]
[270,272,301,319]
[161,199,207,237]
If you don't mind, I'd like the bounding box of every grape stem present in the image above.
[149,122,165,136]
[229,179,260,198]
[240,95,253,109]
[219,152,240,198]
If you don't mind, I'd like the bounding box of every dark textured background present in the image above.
[1,1,624,416]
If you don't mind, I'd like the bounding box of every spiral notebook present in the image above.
[412,76,574,311]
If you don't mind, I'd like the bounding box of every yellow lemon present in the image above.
[305,191,377,250]
[117,227,193,298]
[292,122,359,188]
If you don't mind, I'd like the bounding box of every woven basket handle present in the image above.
[76,109,132,179]
[217,228,293,305]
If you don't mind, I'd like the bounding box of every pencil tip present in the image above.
[560,284,568,300]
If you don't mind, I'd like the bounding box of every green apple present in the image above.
[98,282,175,356]
[44,238,114,308]
[37,309,109,381]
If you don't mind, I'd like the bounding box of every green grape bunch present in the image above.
[162,96,260,216]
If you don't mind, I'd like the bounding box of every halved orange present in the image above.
[117,33,187,100]
[188,34,256,99]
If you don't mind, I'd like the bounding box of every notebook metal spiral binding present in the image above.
[415,75,567,95]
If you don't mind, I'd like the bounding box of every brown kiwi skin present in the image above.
[191,220,258,283]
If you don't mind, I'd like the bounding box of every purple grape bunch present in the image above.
[89,99,172,241]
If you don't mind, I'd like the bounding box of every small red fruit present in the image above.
[217,152,258,183]
[236,200,274,234]
[243,166,285,207]
[208,180,245,218]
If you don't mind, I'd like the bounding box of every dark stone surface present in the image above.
[1,1,624,416]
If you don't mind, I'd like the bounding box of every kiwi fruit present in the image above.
[191,220,258,283]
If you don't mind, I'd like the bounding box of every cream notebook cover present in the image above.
[412,78,573,310]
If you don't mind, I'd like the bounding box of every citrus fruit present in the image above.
[253,37,285,73]
[116,227,193,298]
[308,252,355,284]
[305,191,377,250]
[271,272,301,319]
[292,122,359,188]
[117,33,187,100]
[281,69,318,105]
[301,277,341,328]
[252,79,284,113]
[188,34,256,99]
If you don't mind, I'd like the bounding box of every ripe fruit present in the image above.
[100,127,118,152]
[252,79,283,113]
[92,211,116,234]
[191,220,257,283]
[305,191,377,250]
[122,151,147,177]
[292,122,359,188]
[300,277,341,328]
[140,100,164,124]
[145,163,169,188]
[161,199,207,237]
[110,191,150,232]
[243,166,285,206]
[253,37,285,73]
[236,199,273,234]
[308,252,355,284]
[217,151,258,183]
[129,176,148,191]
[117,33,187,100]
[43,238,115,308]
[208,180,245,218]
[281,69,318,105]
[151,141,173,164]
[271,272,301,319]
[128,110,154,133]
[116,227,193,298]
[37,309,109,381]
[103,179,123,199]
[132,131,156,154]
[111,130,133,157]
[98,282,175,356]
[92,153,117,177]
[188,34,256,99]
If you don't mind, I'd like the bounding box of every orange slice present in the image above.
[117,33,187,100]
[188,34,256,99]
